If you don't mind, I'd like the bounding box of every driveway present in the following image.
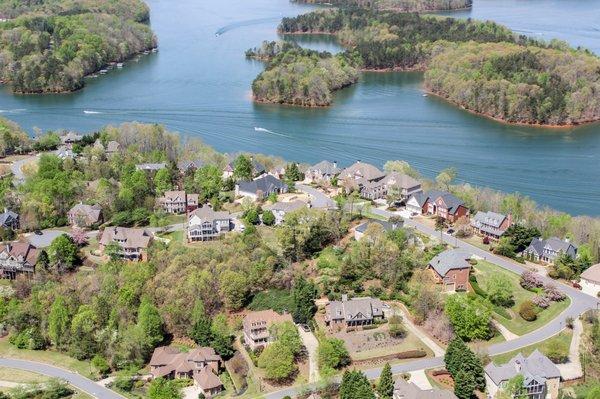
[0,359,125,399]
[296,184,337,209]
[25,230,66,248]
[11,154,38,184]
[297,326,319,383]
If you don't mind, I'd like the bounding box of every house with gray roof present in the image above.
[427,249,472,292]
[306,160,341,183]
[471,211,512,240]
[523,237,577,264]
[158,191,199,214]
[187,206,232,242]
[0,209,19,230]
[263,200,308,225]
[67,203,103,227]
[354,218,403,241]
[485,350,561,399]
[0,241,38,280]
[99,227,153,261]
[178,159,205,174]
[338,161,386,194]
[393,378,457,399]
[380,172,422,202]
[136,163,167,172]
[580,263,600,297]
[222,156,265,179]
[235,175,288,201]
[413,190,469,223]
[325,294,387,331]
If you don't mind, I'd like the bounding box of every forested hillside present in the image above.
[425,42,600,125]
[0,0,156,93]
[291,0,472,12]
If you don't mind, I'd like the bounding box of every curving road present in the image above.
[0,359,124,399]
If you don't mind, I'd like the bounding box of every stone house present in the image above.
[67,203,103,227]
[99,227,152,261]
[471,211,512,240]
[427,249,472,292]
[0,242,38,280]
[187,206,232,242]
[523,237,577,264]
[325,295,387,332]
[242,309,293,350]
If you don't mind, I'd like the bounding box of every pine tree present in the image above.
[454,369,475,399]
[291,276,317,324]
[340,370,375,399]
[189,299,213,346]
[377,363,394,399]
[444,336,486,392]
[48,296,70,349]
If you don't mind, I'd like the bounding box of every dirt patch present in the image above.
[333,326,399,353]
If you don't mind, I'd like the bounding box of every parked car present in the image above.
[447,228,455,235]
[299,324,311,332]
[34,229,43,235]
[572,282,582,290]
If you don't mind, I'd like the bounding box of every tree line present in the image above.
[291,0,472,12]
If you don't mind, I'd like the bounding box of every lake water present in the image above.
[0,0,599,215]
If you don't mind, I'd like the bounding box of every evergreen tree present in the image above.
[340,370,375,399]
[454,369,476,399]
[48,296,70,349]
[233,155,253,181]
[189,300,213,346]
[377,363,394,399]
[137,298,164,348]
[291,276,317,324]
[444,337,485,391]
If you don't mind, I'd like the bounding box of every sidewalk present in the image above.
[557,318,583,380]
[394,305,445,357]
[492,320,519,341]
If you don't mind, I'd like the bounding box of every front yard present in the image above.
[491,329,573,364]
[472,261,571,336]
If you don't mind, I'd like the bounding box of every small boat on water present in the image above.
[143,50,150,55]
[116,63,124,68]
[99,69,108,74]
[151,48,158,53]
[422,93,428,97]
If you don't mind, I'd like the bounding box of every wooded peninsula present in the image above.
[291,0,472,12]
[250,8,600,125]
[0,0,157,93]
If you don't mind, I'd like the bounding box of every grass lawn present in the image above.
[247,289,294,314]
[348,328,434,362]
[473,260,571,336]
[0,339,98,380]
[491,329,573,364]
[0,367,50,384]
[164,214,186,225]
[464,235,492,252]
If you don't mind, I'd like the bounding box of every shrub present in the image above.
[482,236,490,245]
[520,271,543,291]
[519,300,537,321]
[531,295,550,309]
[545,340,569,363]
[388,315,406,338]
[543,283,566,302]
[114,375,135,392]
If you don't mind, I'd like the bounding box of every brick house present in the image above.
[325,295,387,332]
[0,242,38,280]
[187,206,232,242]
[471,211,512,240]
[418,190,469,223]
[427,249,472,292]
[242,309,293,350]
[158,191,200,214]
[99,227,152,261]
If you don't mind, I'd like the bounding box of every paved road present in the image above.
[0,359,124,399]
[10,155,38,184]
[297,184,337,209]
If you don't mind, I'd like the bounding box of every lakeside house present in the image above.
[427,249,472,292]
[471,211,512,240]
[0,241,38,280]
[67,203,103,228]
[242,309,293,350]
[99,227,153,261]
[305,160,341,183]
[187,206,232,242]
[178,159,205,174]
[222,157,265,179]
[158,191,199,214]
[0,209,19,230]
[354,218,403,241]
[407,190,469,223]
[136,163,167,172]
[523,237,577,264]
[580,263,600,297]
[268,166,286,180]
[263,200,308,225]
[235,175,288,201]
[379,172,422,203]
[325,294,387,332]
[485,350,561,399]
[393,378,457,399]
[150,346,223,397]
[94,139,121,155]
[338,161,386,195]
[54,146,76,160]
[61,131,83,148]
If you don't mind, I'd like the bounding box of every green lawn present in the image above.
[473,260,571,336]
[0,367,50,384]
[492,330,572,364]
[247,289,294,314]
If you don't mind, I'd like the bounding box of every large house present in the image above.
[61,131,83,147]
[222,157,265,179]
[393,378,457,399]
[523,237,577,264]
[263,200,308,225]
[67,203,103,227]
[150,346,223,397]
[158,191,199,214]
[187,206,232,242]
[485,350,561,399]
[379,172,422,202]
[305,160,341,183]
[235,175,288,201]
[136,163,166,172]
[99,227,153,261]
[325,295,387,332]
[0,209,19,230]
[354,218,403,241]
[407,190,469,223]
[0,242,38,280]
[338,161,386,195]
[471,211,512,240]
[427,249,472,292]
[178,159,205,175]
[580,263,600,297]
[242,310,293,350]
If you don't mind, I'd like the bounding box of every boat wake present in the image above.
[215,17,280,36]
[254,127,289,137]
[83,110,102,115]
[0,108,26,113]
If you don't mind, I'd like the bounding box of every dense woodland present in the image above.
[291,0,472,12]
[248,42,359,106]
[0,0,156,93]
[425,42,600,125]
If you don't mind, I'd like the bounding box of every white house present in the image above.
[580,263,600,297]
[263,200,308,225]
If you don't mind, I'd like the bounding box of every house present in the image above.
[406,192,430,215]
[393,378,457,399]
[94,140,120,155]
[61,131,83,147]
[0,209,19,230]
[158,191,199,214]
[338,161,386,194]
[427,249,472,292]
[420,190,469,223]
[178,159,205,174]
[354,218,403,241]
[187,206,232,242]
[325,294,387,332]
[263,200,308,225]
[135,163,167,172]
[268,166,286,180]
[222,157,265,179]
[380,172,422,202]
[485,350,561,399]
[523,237,577,264]
[99,227,152,261]
[581,263,600,297]
[0,242,38,280]
[471,211,512,240]
[242,310,293,350]
[150,346,223,397]
[306,160,341,182]
[54,146,76,160]
[67,203,103,227]
[235,175,288,201]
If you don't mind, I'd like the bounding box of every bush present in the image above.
[482,236,490,245]
[114,375,135,392]
[543,283,566,302]
[520,271,544,291]
[531,295,550,309]
[545,340,569,363]
[519,300,537,321]
[388,315,406,338]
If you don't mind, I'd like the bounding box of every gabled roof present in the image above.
[243,310,293,330]
[326,296,384,322]
[428,249,471,277]
[178,159,205,171]
[355,219,403,234]
[68,203,102,224]
[237,175,288,194]
[394,379,457,399]
[188,206,231,223]
[581,263,600,284]
[264,200,307,213]
[309,161,340,176]
[339,161,385,182]
[162,190,187,202]
[226,158,266,174]
[472,211,507,229]
[99,227,152,249]
[408,191,429,207]
[526,237,577,255]
[431,191,465,213]
[0,210,18,227]
[0,241,38,266]
[381,172,421,190]
[485,350,561,385]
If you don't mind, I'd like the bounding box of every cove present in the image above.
[0,0,598,215]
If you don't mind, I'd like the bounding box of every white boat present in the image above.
[116,63,124,68]
[422,93,428,97]
[99,69,108,74]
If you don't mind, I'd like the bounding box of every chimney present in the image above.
[333,161,337,168]
[515,360,522,372]
[356,159,361,164]
[341,294,348,302]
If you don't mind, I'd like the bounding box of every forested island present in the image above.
[291,0,472,12]
[247,41,359,106]
[0,0,156,93]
